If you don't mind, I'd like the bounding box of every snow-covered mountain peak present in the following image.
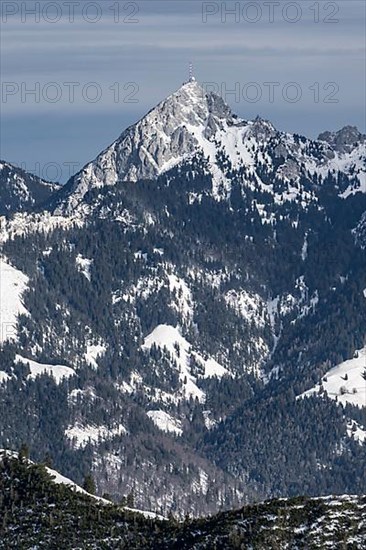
[54,81,240,213]
[118,79,235,154]
[53,81,366,215]
[138,80,209,133]
[155,79,233,124]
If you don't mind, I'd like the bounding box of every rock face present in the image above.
[318,126,366,153]
[56,80,236,213]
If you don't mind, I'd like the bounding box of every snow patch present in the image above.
[65,423,127,449]
[301,233,308,261]
[142,324,205,402]
[0,371,10,384]
[15,354,76,384]
[347,420,366,444]
[84,343,106,369]
[124,507,167,521]
[202,410,217,430]
[76,254,92,281]
[191,352,228,378]
[68,387,97,404]
[167,272,193,321]
[225,289,266,328]
[147,410,183,436]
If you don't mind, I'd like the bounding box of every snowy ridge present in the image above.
[123,507,167,521]
[56,80,231,213]
[45,466,110,503]
[0,82,363,231]
[48,466,166,520]
[0,449,167,520]
[0,449,108,503]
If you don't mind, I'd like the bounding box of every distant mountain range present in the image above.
[0,80,365,516]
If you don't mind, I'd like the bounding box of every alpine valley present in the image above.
[0,80,365,519]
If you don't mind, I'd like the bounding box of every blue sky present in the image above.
[1,0,365,182]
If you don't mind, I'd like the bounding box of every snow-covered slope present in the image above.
[141,324,228,403]
[0,258,29,343]
[300,347,366,408]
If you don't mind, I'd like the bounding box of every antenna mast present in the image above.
[189,62,195,82]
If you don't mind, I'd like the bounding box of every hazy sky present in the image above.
[1,0,365,182]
